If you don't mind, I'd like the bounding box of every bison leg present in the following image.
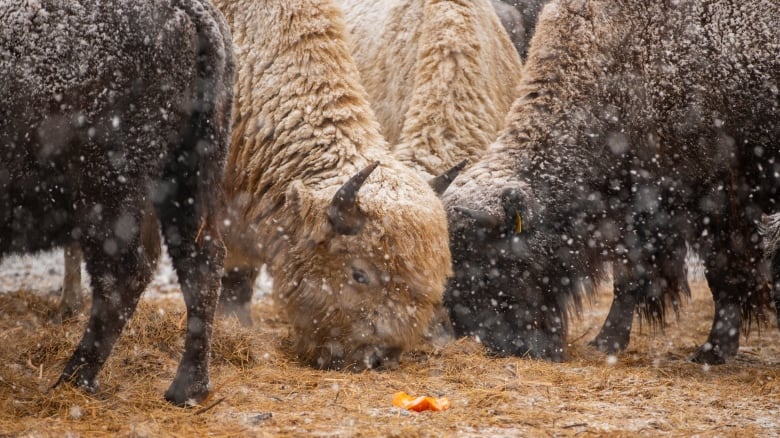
[693,247,747,364]
[140,206,162,271]
[591,263,637,354]
[219,266,258,326]
[58,221,152,393]
[157,201,224,405]
[56,207,160,325]
[691,283,741,365]
[57,243,85,319]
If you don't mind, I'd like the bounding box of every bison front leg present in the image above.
[58,227,152,392]
[691,282,741,365]
[693,234,756,364]
[591,262,637,354]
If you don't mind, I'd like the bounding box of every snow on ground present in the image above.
[0,247,273,300]
[0,245,703,303]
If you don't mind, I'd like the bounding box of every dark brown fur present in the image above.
[443,0,779,363]
[0,0,234,405]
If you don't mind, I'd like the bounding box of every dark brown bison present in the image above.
[442,0,779,364]
[1,0,234,405]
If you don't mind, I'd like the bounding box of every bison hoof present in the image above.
[690,342,728,365]
[55,371,99,394]
[53,303,83,324]
[218,304,253,327]
[164,379,211,407]
[589,335,629,355]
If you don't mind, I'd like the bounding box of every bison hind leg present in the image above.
[218,265,258,326]
[58,221,153,393]
[590,263,638,354]
[55,243,86,321]
[589,293,635,355]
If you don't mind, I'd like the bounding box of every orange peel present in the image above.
[392,391,451,412]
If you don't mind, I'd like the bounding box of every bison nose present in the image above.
[363,346,402,370]
[367,352,383,369]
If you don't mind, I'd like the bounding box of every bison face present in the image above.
[281,162,452,371]
[443,180,572,362]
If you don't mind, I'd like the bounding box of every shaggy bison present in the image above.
[214,0,452,370]
[337,0,523,178]
[443,0,779,364]
[1,0,234,405]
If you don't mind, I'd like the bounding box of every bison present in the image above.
[336,0,523,178]
[213,0,452,370]
[442,0,779,364]
[1,0,234,405]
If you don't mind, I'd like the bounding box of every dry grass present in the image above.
[1,282,779,437]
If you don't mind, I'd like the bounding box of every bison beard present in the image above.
[443,0,779,364]
[0,0,234,405]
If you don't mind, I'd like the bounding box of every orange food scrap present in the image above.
[392,391,451,412]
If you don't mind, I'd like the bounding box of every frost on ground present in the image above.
[0,248,273,300]
[0,245,705,297]
[0,270,778,436]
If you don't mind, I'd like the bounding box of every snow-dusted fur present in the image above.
[214,0,452,370]
[443,0,779,363]
[58,207,161,319]
[0,0,234,405]
[336,0,523,178]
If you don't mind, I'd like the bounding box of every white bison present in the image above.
[214,0,453,370]
[336,0,524,178]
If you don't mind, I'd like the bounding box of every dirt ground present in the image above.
[1,278,779,437]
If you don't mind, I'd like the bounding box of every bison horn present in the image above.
[429,159,468,196]
[327,161,380,235]
[453,206,501,230]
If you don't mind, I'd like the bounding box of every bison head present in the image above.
[280,160,452,370]
[441,173,587,362]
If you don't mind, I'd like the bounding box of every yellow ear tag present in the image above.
[515,213,523,234]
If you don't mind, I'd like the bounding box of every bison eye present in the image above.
[352,267,370,285]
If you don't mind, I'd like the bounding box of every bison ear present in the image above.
[500,187,531,234]
[429,160,468,196]
[327,162,379,235]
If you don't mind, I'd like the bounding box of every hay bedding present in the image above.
[1,271,779,436]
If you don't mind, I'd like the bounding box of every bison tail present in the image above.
[155,0,234,405]
[157,0,234,247]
